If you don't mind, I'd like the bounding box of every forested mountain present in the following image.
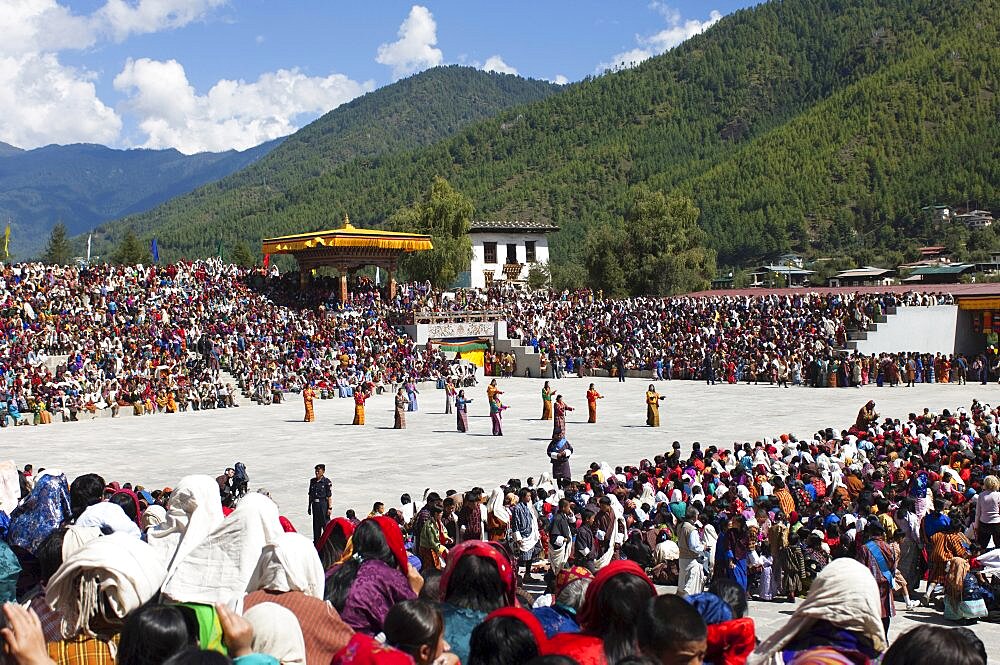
[95,0,998,270]
[0,143,23,157]
[0,140,280,258]
[84,66,558,258]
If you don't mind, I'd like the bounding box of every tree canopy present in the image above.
[584,189,715,297]
[391,177,473,287]
[41,223,73,266]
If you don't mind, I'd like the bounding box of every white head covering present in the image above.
[141,505,167,531]
[247,532,325,599]
[46,534,167,638]
[0,460,21,516]
[60,525,103,564]
[76,502,142,538]
[162,493,282,605]
[147,475,224,573]
[748,558,886,665]
[244,603,306,665]
[487,487,510,524]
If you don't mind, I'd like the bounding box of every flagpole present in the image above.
[86,234,92,263]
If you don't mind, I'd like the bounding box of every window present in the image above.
[506,243,518,264]
[525,240,536,263]
[483,242,497,264]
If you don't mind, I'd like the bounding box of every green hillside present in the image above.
[1,139,279,258]
[95,0,998,269]
[85,66,557,259]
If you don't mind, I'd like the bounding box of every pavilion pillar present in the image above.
[298,263,310,291]
[389,268,397,300]
[339,271,348,303]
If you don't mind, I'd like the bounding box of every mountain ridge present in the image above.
[92,0,999,269]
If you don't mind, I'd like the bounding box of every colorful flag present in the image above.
[151,238,159,263]
[86,234,92,262]
[263,253,270,269]
[3,224,9,259]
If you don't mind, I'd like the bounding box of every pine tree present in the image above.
[112,230,152,265]
[231,242,257,267]
[42,223,73,265]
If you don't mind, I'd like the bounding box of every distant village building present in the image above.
[749,264,815,288]
[826,266,895,288]
[901,263,976,284]
[954,209,994,230]
[776,253,804,269]
[921,205,952,226]
[977,251,1000,275]
[467,220,558,289]
[915,245,950,262]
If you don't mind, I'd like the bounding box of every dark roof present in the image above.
[468,220,560,234]
[684,283,1000,298]
[906,263,975,276]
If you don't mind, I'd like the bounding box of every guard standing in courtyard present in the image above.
[308,463,333,543]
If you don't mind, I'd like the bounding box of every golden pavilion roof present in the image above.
[262,216,433,254]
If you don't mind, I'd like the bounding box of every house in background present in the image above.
[954,210,995,230]
[466,220,558,288]
[921,205,952,227]
[901,263,976,284]
[749,264,816,288]
[826,266,895,288]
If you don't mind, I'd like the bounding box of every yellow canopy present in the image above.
[262,216,433,254]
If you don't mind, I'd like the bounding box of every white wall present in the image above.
[854,305,960,355]
[469,232,550,288]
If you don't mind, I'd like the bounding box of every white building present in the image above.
[467,220,558,289]
[954,210,994,230]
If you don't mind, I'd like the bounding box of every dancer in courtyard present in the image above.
[541,381,555,420]
[552,395,573,438]
[646,384,665,427]
[352,388,367,425]
[394,388,408,429]
[456,389,472,432]
[303,384,316,422]
[586,383,603,423]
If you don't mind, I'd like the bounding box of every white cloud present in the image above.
[375,5,443,78]
[0,0,228,149]
[0,0,225,56]
[95,0,226,42]
[598,6,722,72]
[551,74,569,85]
[0,0,373,152]
[0,53,121,148]
[0,0,96,55]
[482,55,518,76]
[114,57,375,154]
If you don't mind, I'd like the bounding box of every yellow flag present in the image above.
[3,224,8,259]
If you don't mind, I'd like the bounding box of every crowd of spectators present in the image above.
[0,260,981,430]
[2,395,997,665]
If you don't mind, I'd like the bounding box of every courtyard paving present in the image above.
[5,377,1000,651]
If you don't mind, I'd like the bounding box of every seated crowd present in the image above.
[0,259,985,429]
[2,396,997,665]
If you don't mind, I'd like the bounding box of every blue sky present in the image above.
[2,0,755,154]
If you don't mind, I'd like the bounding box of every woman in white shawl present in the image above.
[162,493,283,605]
[243,603,306,665]
[46,534,167,647]
[146,475,224,574]
[486,486,511,541]
[748,558,887,665]
[247,532,325,600]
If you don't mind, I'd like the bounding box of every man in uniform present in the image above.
[308,463,333,543]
